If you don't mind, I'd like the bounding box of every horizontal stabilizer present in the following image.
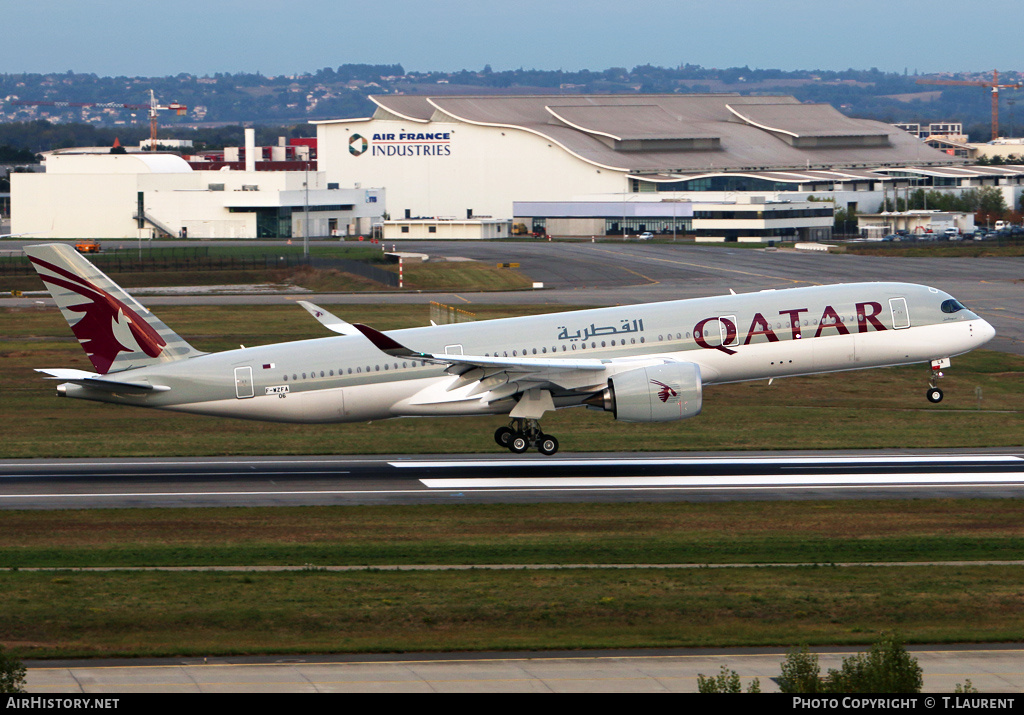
[35,368,170,395]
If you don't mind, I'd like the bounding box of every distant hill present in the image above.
[1,64,1020,152]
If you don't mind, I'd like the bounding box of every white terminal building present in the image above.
[11,131,383,240]
[314,94,1024,241]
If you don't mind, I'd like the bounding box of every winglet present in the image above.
[296,301,360,336]
[352,323,423,358]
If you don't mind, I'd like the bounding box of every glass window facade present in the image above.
[632,176,800,192]
[605,218,693,235]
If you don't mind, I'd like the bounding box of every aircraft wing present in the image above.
[353,323,615,403]
[35,368,170,395]
[353,323,607,373]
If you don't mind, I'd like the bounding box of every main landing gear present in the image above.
[494,418,560,456]
[926,358,950,403]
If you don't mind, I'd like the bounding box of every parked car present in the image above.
[637,231,654,240]
[943,227,961,240]
[882,234,900,242]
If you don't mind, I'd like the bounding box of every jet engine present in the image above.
[585,362,702,422]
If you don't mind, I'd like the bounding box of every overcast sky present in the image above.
[1,0,1020,77]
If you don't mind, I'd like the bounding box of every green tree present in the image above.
[978,186,1009,215]
[0,646,27,694]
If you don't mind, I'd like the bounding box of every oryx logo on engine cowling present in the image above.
[651,379,678,403]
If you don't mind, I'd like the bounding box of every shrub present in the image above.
[823,633,923,693]
[778,645,823,693]
[0,646,27,694]
[777,633,922,694]
[697,665,761,693]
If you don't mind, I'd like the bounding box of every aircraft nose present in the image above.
[976,318,996,345]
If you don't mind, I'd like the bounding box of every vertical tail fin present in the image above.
[24,243,205,374]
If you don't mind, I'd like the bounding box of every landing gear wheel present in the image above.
[509,434,530,454]
[537,434,559,456]
[494,426,514,448]
[926,387,944,403]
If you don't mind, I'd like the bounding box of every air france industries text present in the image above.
[372,144,451,156]
[370,132,452,157]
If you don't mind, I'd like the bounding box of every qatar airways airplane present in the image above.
[26,242,995,455]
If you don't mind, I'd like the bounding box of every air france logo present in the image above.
[349,134,368,156]
[651,380,678,403]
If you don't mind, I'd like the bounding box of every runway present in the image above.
[2,451,1023,509]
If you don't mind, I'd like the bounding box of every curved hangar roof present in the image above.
[358,94,961,175]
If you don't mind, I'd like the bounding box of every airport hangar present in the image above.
[314,93,1024,242]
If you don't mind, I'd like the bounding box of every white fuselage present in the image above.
[58,281,995,425]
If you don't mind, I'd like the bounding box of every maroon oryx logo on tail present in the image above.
[650,379,678,403]
[29,256,166,374]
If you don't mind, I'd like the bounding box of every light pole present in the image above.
[303,160,310,258]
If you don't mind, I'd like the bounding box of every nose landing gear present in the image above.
[494,419,559,455]
[926,358,950,403]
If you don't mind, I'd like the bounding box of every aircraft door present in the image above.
[889,297,910,329]
[718,316,737,347]
[234,366,255,399]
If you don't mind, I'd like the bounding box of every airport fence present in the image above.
[0,247,400,287]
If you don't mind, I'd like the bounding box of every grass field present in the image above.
[5,565,1024,658]
[2,500,1024,658]
[3,500,1024,569]
[1,303,1022,458]
[1,244,534,293]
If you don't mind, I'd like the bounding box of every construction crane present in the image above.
[916,69,1022,141]
[144,90,188,149]
[10,91,188,150]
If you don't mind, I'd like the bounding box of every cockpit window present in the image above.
[940,299,966,314]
